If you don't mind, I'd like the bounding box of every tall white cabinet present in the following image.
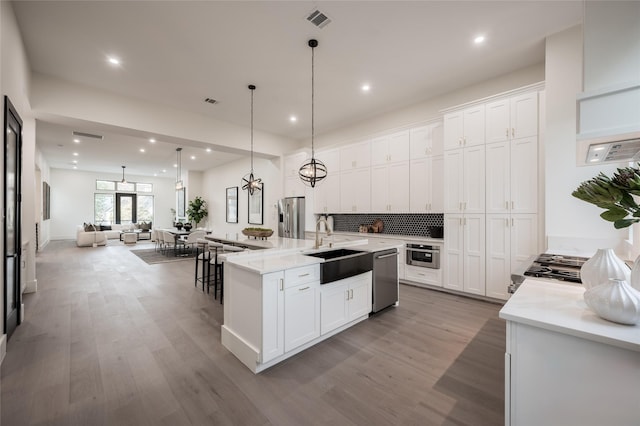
[409,123,444,213]
[443,87,541,300]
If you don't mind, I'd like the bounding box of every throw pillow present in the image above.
[140,222,150,231]
[84,223,96,232]
[102,225,112,231]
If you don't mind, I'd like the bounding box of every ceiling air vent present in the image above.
[204,98,219,105]
[72,131,103,140]
[306,9,331,28]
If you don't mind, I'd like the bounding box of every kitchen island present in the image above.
[218,238,402,373]
[499,279,640,426]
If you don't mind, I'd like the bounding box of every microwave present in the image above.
[406,244,440,269]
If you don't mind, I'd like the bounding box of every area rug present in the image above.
[130,248,197,265]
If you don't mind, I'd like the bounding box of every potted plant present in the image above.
[187,196,208,229]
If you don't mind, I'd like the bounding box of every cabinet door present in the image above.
[463,105,485,147]
[429,155,444,213]
[444,111,464,151]
[388,130,410,163]
[511,92,538,139]
[511,214,538,272]
[371,136,390,166]
[370,165,389,212]
[285,176,306,197]
[284,152,307,177]
[353,168,371,212]
[410,126,429,159]
[444,149,464,213]
[410,158,428,213]
[444,214,464,291]
[463,214,486,296]
[486,214,511,300]
[486,99,510,144]
[463,145,485,214]
[388,162,410,212]
[430,122,444,157]
[485,141,510,214]
[510,137,538,214]
[348,274,372,320]
[340,141,371,171]
[316,148,340,175]
[262,272,284,363]
[284,283,320,352]
[314,173,340,214]
[320,281,349,334]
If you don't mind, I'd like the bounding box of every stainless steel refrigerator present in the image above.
[277,197,305,239]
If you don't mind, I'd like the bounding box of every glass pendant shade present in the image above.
[175,147,183,190]
[121,165,127,184]
[299,38,327,188]
[242,84,262,195]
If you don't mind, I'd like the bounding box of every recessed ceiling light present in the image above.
[154,173,157,177]
[73,166,77,170]
[361,84,371,92]
[589,158,601,162]
[139,148,145,153]
[107,56,120,65]
[149,138,156,143]
[473,35,486,44]
[190,155,196,160]
[206,148,212,153]
[72,160,77,164]
[73,152,79,156]
[162,169,167,173]
[173,163,177,168]
[290,115,298,123]
[73,139,80,143]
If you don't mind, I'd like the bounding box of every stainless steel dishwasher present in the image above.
[372,248,399,313]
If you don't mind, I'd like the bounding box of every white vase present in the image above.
[629,255,640,292]
[584,278,640,325]
[580,248,630,291]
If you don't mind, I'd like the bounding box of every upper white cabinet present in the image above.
[372,130,410,165]
[443,105,485,150]
[315,148,340,175]
[340,141,371,171]
[340,168,371,213]
[314,149,341,213]
[283,152,308,197]
[410,155,444,213]
[371,162,410,212]
[410,123,444,159]
[444,146,485,214]
[486,92,538,144]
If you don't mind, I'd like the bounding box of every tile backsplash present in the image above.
[321,213,444,238]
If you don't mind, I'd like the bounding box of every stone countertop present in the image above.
[499,278,640,353]
[320,231,444,244]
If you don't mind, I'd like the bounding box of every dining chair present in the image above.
[162,231,176,255]
[181,230,206,254]
[210,244,246,303]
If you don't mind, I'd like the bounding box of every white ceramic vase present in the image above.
[584,278,640,325]
[628,255,640,292]
[580,248,630,291]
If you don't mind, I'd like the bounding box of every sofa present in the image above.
[76,225,107,247]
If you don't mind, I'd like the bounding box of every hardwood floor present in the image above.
[2,240,505,425]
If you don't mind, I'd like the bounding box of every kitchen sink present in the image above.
[304,248,373,284]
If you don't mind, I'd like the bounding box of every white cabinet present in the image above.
[372,130,410,165]
[283,152,308,197]
[404,265,442,287]
[486,214,538,300]
[409,155,443,213]
[315,148,340,175]
[486,92,538,144]
[443,105,485,150]
[486,138,538,214]
[371,161,410,212]
[340,168,371,212]
[443,214,485,295]
[410,122,444,159]
[261,271,285,363]
[314,174,340,213]
[284,281,320,351]
[444,146,485,214]
[320,272,372,335]
[340,141,371,171]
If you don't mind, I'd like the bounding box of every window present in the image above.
[117,182,136,192]
[96,180,116,191]
[136,183,153,193]
[94,194,114,224]
[137,195,154,222]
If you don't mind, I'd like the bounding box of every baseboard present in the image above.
[0,334,6,365]
[25,279,37,293]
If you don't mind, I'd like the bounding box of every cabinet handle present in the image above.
[464,202,467,210]
[463,137,467,146]
[346,290,350,300]
[298,286,310,291]
[511,218,514,227]
[505,218,509,227]
[511,201,515,210]
[350,289,354,299]
[505,201,509,209]
[280,278,284,291]
[298,273,310,277]
[459,202,462,211]
[506,128,509,138]
[512,128,515,138]
[459,218,463,226]
[464,218,467,226]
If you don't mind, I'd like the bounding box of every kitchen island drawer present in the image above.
[284,264,320,287]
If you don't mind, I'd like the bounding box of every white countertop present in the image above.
[499,278,640,352]
[214,234,402,275]
[205,233,317,250]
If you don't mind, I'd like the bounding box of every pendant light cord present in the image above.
[250,86,254,173]
[311,43,315,158]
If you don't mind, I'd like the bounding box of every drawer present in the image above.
[404,265,442,287]
[284,264,320,288]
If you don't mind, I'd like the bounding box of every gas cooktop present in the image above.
[522,253,587,284]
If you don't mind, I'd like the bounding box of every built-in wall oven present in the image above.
[406,244,440,269]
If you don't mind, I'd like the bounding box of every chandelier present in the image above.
[242,84,262,195]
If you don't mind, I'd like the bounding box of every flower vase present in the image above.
[584,278,640,325]
[580,248,630,291]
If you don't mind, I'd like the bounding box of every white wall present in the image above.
[544,25,627,255]
[49,169,176,239]
[202,157,280,234]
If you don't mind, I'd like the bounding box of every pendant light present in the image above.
[175,147,184,190]
[299,39,327,188]
[242,84,262,195]
[121,165,127,184]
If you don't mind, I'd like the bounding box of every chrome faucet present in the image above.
[315,217,332,249]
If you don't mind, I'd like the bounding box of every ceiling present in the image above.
[12,1,583,177]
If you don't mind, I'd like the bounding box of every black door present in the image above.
[4,97,22,340]
[116,193,136,224]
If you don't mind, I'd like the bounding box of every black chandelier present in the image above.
[299,39,327,188]
[242,84,262,195]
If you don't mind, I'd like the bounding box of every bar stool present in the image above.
[210,244,245,303]
[194,239,212,292]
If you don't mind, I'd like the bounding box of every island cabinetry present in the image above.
[283,272,321,352]
[320,272,372,334]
